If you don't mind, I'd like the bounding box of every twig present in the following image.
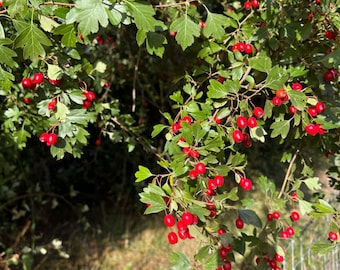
[39,2,75,8]
[154,0,197,8]
[11,220,32,249]
[278,149,300,198]
[132,48,141,112]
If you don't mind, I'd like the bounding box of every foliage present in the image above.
[0,0,339,269]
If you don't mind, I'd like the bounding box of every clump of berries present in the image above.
[232,42,253,54]
[21,73,45,90]
[39,132,58,146]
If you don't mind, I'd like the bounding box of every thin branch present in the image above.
[154,0,197,8]
[39,1,75,8]
[278,149,300,199]
[132,48,141,113]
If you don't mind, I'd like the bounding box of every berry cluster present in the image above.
[171,115,192,133]
[256,253,284,270]
[217,244,233,270]
[48,98,58,111]
[82,90,96,109]
[39,132,58,146]
[231,42,253,54]
[164,211,197,245]
[21,73,44,90]
[243,0,259,10]
[323,68,338,82]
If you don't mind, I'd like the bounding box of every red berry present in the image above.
[272,96,283,106]
[286,227,295,236]
[275,253,284,263]
[182,211,194,225]
[195,162,206,174]
[84,91,96,101]
[235,217,244,229]
[214,175,225,187]
[325,30,337,40]
[291,192,298,201]
[46,133,58,146]
[32,73,44,84]
[167,232,178,244]
[272,211,281,219]
[244,1,252,10]
[189,169,198,180]
[201,21,206,29]
[214,116,222,124]
[209,210,217,218]
[178,229,188,240]
[232,130,244,143]
[217,228,226,235]
[219,246,229,259]
[39,132,49,143]
[251,0,259,8]
[324,68,338,82]
[171,123,181,133]
[247,116,257,128]
[289,105,297,114]
[48,78,62,86]
[223,261,232,270]
[280,231,289,239]
[253,107,264,118]
[328,231,338,242]
[244,43,253,54]
[163,214,175,227]
[315,101,325,113]
[290,211,300,222]
[217,76,226,83]
[268,259,277,269]
[267,213,273,221]
[177,220,187,232]
[236,116,248,129]
[240,177,252,191]
[182,147,191,156]
[307,106,318,117]
[292,82,302,90]
[305,124,318,136]
[21,78,32,89]
[23,97,31,105]
[206,202,215,210]
[82,99,92,109]
[205,188,215,196]
[208,179,218,190]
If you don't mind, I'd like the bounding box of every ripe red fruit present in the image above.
[307,106,318,117]
[48,78,62,86]
[251,0,259,8]
[171,123,181,133]
[291,192,298,201]
[272,211,280,219]
[235,217,244,229]
[236,116,247,129]
[324,68,338,82]
[280,231,289,239]
[214,175,225,187]
[182,211,194,225]
[289,105,297,114]
[208,179,218,190]
[167,232,178,244]
[305,124,318,136]
[32,73,44,84]
[244,43,253,54]
[232,130,244,143]
[178,229,188,240]
[195,162,206,174]
[223,261,232,270]
[217,228,226,235]
[290,211,300,221]
[177,220,187,232]
[206,202,215,210]
[83,99,92,109]
[240,177,252,191]
[325,30,337,40]
[253,107,264,118]
[163,214,175,227]
[286,227,295,236]
[244,1,252,10]
[205,188,215,196]
[267,213,273,221]
[84,91,96,101]
[292,82,302,90]
[201,21,206,29]
[219,246,229,259]
[315,101,325,113]
[39,132,49,143]
[190,150,200,159]
[328,231,338,242]
[182,147,191,156]
[268,259,277,269]
[21,77,32,89]
[46,133,58,146]
[272,96,283,106]
[217,76,226,83]
[214,116,222,124]
[23,97,31,105]
[247,116,257,128]
[189,169,198,180]
[275,253,284,263]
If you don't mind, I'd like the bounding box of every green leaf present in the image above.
[249,126,267,142]
[288,90,307,111]
[151,124,168,138]
[66,109,96,124]
[55,103,70,121]
[135,165,154,182]
[248,53,272,73]
[311,199,335,216]
[169,251,191,270]
[303,177,321,191]
[47,64,63,80]
[40,15,60,32]
[68,0,109,36]
[299,199,313,215]
[270,120,290,139]
[311,243,338,254]
[146,32,167,58]
[239,209,262,228]
[140,192,166,214]
[214,187,239,202]
[125,1,163,31]
[14,22,52,60]
[265,65,289,90]
[203,12,228,40]
[207,79,230,99]
[170,15,201,50]
[203,250,219,270]
[7,0,28,17]
[0,43,18,68]
[54,24,77,48]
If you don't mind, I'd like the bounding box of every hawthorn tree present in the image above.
[0,0,339,269]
